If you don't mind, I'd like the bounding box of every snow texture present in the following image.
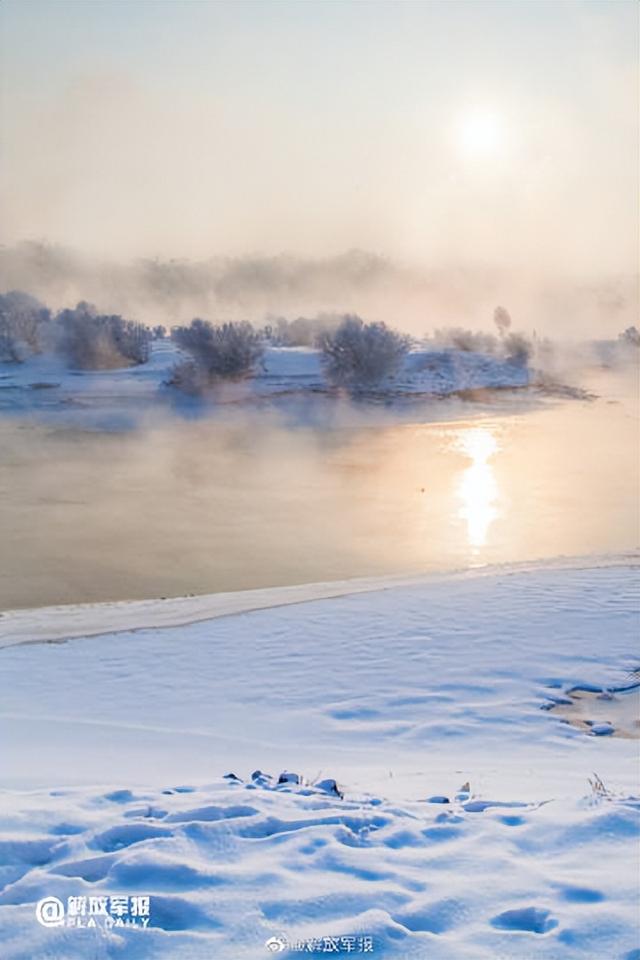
[0,561,638,958]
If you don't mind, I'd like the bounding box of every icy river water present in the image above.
[0,367,637,610]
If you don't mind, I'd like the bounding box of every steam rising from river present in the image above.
[0,363,637,610]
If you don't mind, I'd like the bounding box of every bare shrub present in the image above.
[588,773,610,799]
[55,302,151,369]
[432,327,498,354]
[318,315,411,389]
[493,305,512,337]
[431,324,532,366]
[502,331,532,365]
[166,359,208,394]
[266,314,342,347]
[0,290,51,362]
[171,319,264,384]
[619,325,640,347]
[493,306,532,363]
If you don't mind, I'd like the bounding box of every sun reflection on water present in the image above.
[455,427,500,550]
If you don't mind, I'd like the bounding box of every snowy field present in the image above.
[0,559,638,959]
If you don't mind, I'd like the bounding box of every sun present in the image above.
[456,108,505,159]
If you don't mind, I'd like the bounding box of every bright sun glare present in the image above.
[456,109,505,159]
[456,428,500,550]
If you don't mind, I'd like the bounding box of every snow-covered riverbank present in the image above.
[0,341,530,420]
[0,559,638,958]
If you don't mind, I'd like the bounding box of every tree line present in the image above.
[0,290,575,395]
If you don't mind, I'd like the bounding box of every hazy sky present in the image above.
[1,0,638,275]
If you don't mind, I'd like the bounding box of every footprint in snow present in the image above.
[490,906,558,934]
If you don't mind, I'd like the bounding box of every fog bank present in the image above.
[0,242,637,338]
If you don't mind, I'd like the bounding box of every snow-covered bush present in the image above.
[431,323,532,367]
[432,327,499,354]
[502,332,532,365]
[493,305,512,337]
[267,314,341,347]
[0,290,51,362]
[618,325,640,347]
[166,358,208,394]
[171,319,264,384]
[55,302,151,369]
[318,315,411,389]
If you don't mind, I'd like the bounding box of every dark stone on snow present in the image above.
[277,772,301,785]
[251,770,272,783]
[316,778,343,799]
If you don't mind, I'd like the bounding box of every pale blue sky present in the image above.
[1,0,637,274]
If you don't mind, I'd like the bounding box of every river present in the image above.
[0,367,637,609]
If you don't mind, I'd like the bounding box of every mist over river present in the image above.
[0,367,637,611]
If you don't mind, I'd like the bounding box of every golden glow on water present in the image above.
[0,366,637,608]
[455,427,500,549]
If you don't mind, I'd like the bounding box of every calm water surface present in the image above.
[0,369,637,609]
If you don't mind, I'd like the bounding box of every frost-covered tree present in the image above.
[619,326,640,347]
[318,315,411,389]
[0,290,51,362]
[55,302,151,369]
[432,327,499,354]
[273,314,342,347]
[171,319,264,385]
[502,331,532,365]
[430,323,532,367]
[493,306,512,337]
